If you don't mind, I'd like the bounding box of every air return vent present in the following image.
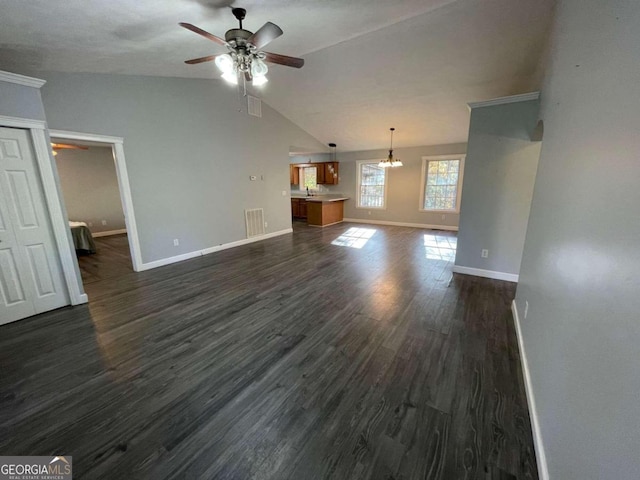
[245,208,265,238]
[247,95,262,117]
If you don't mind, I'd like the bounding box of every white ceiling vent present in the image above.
[245,208,266,238]
[247,95,262,118]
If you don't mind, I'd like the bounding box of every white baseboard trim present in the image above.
[512,300,549,480]
[452,265,519,282]
[343,218,458,231]
[308,220,344,228]
[92,228,127,238]
[73,293,89,305]
[138,228,293,272]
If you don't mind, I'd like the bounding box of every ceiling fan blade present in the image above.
[179,22,226,46]
[248,22,283,49]
[262,52,304,68]
[185,54,219,65]
[51,143,89,150]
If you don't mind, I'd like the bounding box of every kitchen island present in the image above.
[291,195,349,227]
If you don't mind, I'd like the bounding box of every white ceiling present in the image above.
[1,0,555,151]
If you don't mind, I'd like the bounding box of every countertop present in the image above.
[291,194,349,203]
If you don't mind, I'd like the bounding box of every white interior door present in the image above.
[0,127,68,325]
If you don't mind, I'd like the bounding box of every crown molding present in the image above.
[0,70,46,88]
[468,92,540,110]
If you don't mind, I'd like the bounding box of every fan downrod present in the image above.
[232,8,247,28]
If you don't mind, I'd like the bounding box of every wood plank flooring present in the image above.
[77,233,132,284]
[0,223,538,479]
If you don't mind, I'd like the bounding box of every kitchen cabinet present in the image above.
[290,165,300,185]
[323,162,339,185]
[289,162,340,185]
[316,164,325,184]
[306,197,347,226]
[291,198,307,219]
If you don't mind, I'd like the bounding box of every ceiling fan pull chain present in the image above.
[236,77,244,112]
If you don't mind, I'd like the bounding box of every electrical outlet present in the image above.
[524,301,529,319]
[101,220,107,225]
[249,175,257,181]
[441,214,446,220]
[88,222,93,227]
[282,190,287,196]
[173,239,179,246]
[264,221,268,228]
[481,249,489,258]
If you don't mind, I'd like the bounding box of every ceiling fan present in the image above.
[51,143,89,156]
[180,7,304,87]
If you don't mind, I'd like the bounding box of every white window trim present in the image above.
[419,154,466,214]
[356,159,389,210]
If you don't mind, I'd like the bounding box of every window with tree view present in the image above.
[421,155,465,212]
[301,167,317,190]
[357,161,387,208]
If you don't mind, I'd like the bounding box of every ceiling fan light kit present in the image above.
[379,128,403,168]
[180,7,303,90]
[50,143,89,156]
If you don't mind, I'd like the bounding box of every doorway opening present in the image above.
[50,130,142,289]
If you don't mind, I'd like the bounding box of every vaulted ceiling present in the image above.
[1,0,555,151]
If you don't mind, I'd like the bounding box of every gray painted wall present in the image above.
[55,146,126,233]
[515,1,640,478]
[0,80,46,121]
[290,153,331,165]
[295,144,467,229]
[38,72,326,264]
[455,100,541,276]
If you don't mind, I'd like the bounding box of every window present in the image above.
[420,155,465,212]
[300,166,317,191]
[357,161,387,209]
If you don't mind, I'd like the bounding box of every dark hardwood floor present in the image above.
[0,223,538,479]
[77,233,132,284]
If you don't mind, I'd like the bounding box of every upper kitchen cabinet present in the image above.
[290,162,339,185]
[290,164,300,185]
[323,162,339,185]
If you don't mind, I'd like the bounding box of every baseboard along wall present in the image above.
[138,228,293,272]
[343,218,458,231]
[511,300,549,480]
[452,265,519,282]
[92,228,127,238]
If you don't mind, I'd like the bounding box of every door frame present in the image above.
[0,114,86,305]
[48,129,144,273]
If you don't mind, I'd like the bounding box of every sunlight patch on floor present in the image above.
[424,234,456,261]
[332,227,377,249]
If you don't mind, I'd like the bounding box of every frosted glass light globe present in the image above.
[215,54,234,74]
[251,58,269,78]
[252,76,268,86]
[221,71,238,85]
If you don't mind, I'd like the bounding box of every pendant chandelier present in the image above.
[378,128,403,168]
[328,143,338,179]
